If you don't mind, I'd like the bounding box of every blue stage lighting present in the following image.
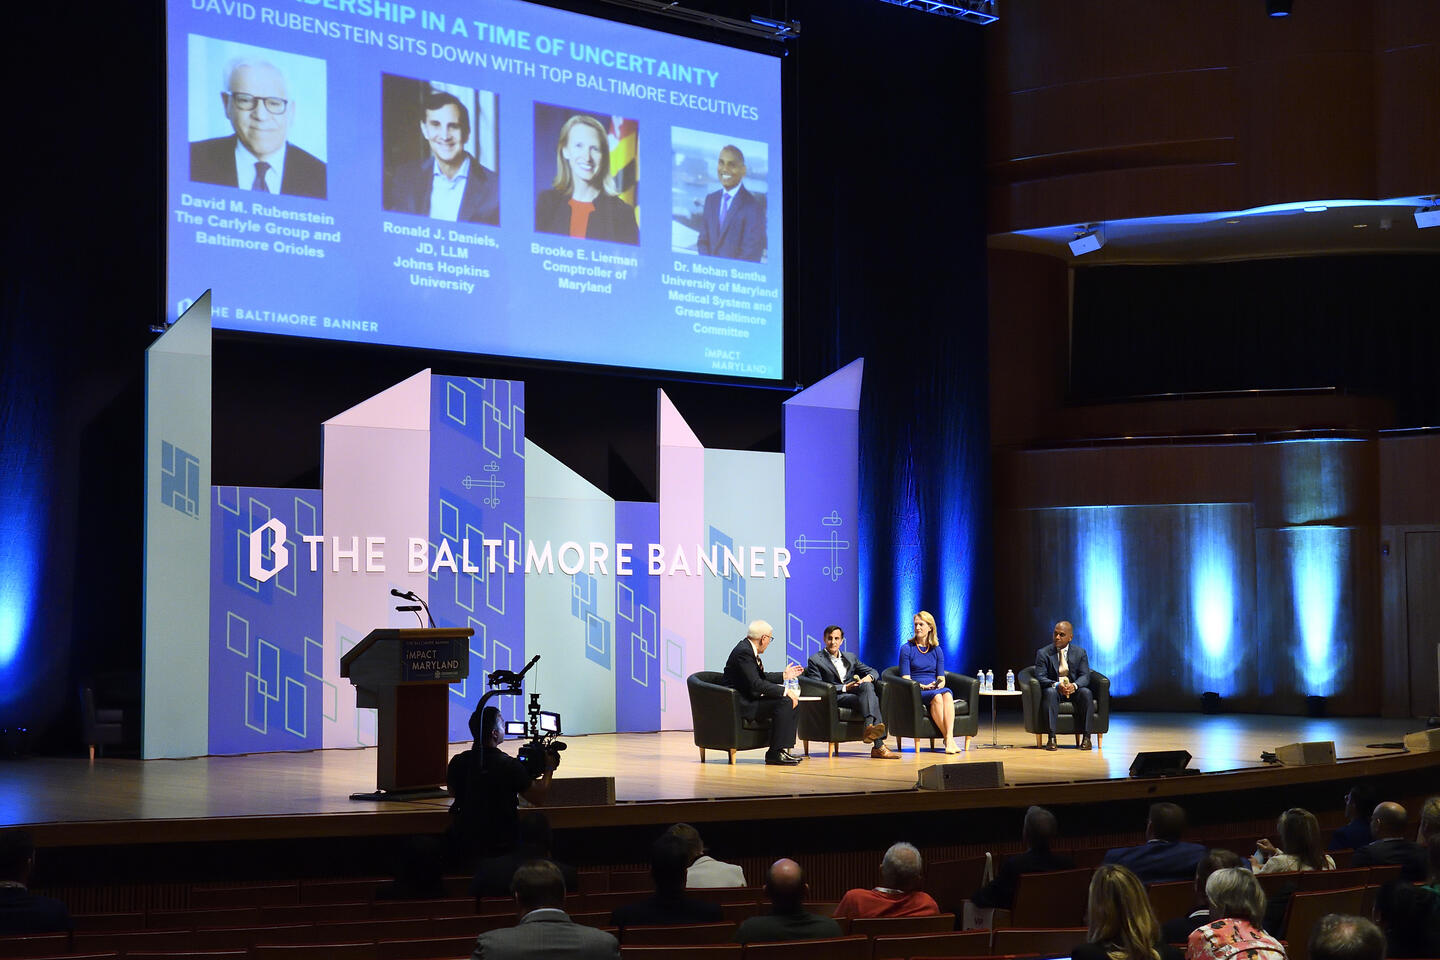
[1289,526,1346,697]
[892,474,921,644]
[940,484,974,667]
[1075,508,1126,692]
[1190,506,1237,695]
[0,504,39,703]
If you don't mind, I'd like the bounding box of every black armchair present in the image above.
[79,683,125,761]
[879,666,980,753]
[687,671,772,764]
[1017,665,1110,747]
[796,675,872,757]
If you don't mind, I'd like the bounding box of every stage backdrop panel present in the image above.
[704,449,787,668]
[209,486,323,753]
[428,376,526,741]
[658,390,705,730]
[523,440,614,735]
[321,369,432,748]
[615,501,662,731]
[144,292,213,759]
[783,359,863,662]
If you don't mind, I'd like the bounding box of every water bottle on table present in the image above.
[1006,668,1015,691]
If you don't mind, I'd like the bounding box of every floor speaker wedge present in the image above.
[1404,729,1440,752]
[1273,741,1336,765]
[917,761,1004,790]
[1128,750,1196,778]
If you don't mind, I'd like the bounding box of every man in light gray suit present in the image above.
[471,859,618,959]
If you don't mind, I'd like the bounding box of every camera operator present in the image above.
[446,705,557,867]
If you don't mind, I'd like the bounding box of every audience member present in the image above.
[668,823,746,887]
[1374,879,1440,959]
[1186,868,1285,960]
[972,805,1075,909]
[1308,914,1386,960]
[1253,808,1335,873]
[1162,849,1245,945]
[1103,803,1208,883]
[834,842,938,918]
[470,859,618,959]
[473,812,578,899]
[0,830,71,935]
[610,833,724,928]
[1072,863,1180,960]
[735,859,843,943]
[1352,802,1427,881]
[1427,834,1440,893]
[1328,784,1377,851]
[1418,796,1440,844]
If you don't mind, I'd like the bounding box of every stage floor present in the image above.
[5,713,1427,839]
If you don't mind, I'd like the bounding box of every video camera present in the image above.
[505,692,566,776]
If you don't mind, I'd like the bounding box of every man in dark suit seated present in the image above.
[735,859,842,944]
[1330,784,1378,851]
[723,619,803,766]
[802,624,898,759]
[972,805,1076,909]
[610,833,724,929]
[190,57,326,198]
[1034,620,1094,750]
[1102,802,1207,883]
[470,859,618,959]
[390,90,499,225]
[1160,848,1244,945]
[0,830,71,935]
[1354,801,1428,881]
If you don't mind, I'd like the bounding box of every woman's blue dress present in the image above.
[899,643,947,703]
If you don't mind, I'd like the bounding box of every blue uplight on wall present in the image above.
[1189,505,1237,696]
[939,474,974,670]
[1289,526,1346,697]
[0,455,43,707]
[1075,507,1126,693]
[891,464,921,647]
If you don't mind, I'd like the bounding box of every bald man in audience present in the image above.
[1353,801,1428,881]
[835,842,938,918]
[1310,914,1387,960]
[735,859,842,943]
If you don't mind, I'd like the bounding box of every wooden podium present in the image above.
[340,627,471,797]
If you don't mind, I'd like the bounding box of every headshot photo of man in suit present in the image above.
[384,84,499,225]
[696,144,766,262]
[1035,620,1095,751]
[189,53,327,199]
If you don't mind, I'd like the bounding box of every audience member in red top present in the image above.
[834,841,939,918]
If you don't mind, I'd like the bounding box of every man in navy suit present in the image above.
[803,625,898,758]
[723,619,803,766]
[190,57,326,199]
[1353,801,1429,881]
[695,145,766,262]
[390,91,499,225]
[1101,802,1208,883]
[0,830,71,935]
[1034,620,1094,750]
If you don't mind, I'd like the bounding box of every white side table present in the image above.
[977,688,1021,749]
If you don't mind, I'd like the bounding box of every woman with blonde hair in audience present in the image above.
[1073,863,1181,960]
[898,610,960,754]
[1187,867,1286,960]
[1252,808,1335,873]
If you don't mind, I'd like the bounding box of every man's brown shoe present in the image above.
[862,722,887,744]
[871,743,900,759]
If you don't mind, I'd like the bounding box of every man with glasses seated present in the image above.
[190,56,327,198]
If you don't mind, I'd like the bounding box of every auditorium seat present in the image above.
[990,926,1087,956]
[927,856,989,916]
[570,910,613,927]
[375,935,478,960]
[189,883,301,908]
[1144,880,1193,923]
[146,906,262,928]
[312,919,435,941]
[741,934,869,959]
[370,897,473,919]
[621,945,741,959]
[689,886,765,904]
[190,923,317,949]
[609,868,653,892]
[252,944,379,960]
[879,667,979,752]
[71,929,198,953]
[1017,667,1109,748]
[260,902,371,925]
[301,878,386,903]
[849,914,957,937]
[722,901,762,923]
[1280,887,1366,959]
[578,869,610,894]
[688,671,774,764]
[0,933,71,958]
[69,913,145,931]
[126,953,248,960]
[1009,869,1090,927]
[621,922,736,944]
[871,930,994,959]
[1294,867,1368,891]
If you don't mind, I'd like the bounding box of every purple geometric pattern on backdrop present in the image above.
[615,501,661,731]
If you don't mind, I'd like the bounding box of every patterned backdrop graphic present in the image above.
[209,486,323,753]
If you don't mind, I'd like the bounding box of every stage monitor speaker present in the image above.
[1128,750,1195,778]
[1404,729,1440,752]
[917,761,1003,790]
[1273,741,1336,765]
[543,776,615,805]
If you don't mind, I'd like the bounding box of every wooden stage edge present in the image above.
[18,715,1440,848]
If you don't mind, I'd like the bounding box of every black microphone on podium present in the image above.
[388,587,435,628]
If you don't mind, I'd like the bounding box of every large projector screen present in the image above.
[166,0,784,380]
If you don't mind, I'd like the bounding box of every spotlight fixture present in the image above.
[1068,224,1105,257]
[1415,197,1440,230]
[1266,0,1292,16]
